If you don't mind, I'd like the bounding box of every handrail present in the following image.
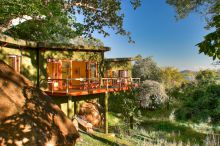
[40,77,141,94]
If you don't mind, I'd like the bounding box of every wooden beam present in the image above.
[104,92,109,134]
[38,42,110,52]
[0,34,37,48]
[0,34,111,52]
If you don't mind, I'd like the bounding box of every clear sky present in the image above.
[92,0,218,71]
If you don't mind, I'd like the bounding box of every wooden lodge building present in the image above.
[0,34,140,133]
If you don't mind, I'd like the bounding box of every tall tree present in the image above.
[132,55,162,82]
[0,0,141,42]
[161,67,185,90]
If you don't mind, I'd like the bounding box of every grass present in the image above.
[108,112,123,126]
[76,108,220,146]
[139,119,206,145]
[76,113,134,146]
[77,130,134,146]
[77,131,111,146]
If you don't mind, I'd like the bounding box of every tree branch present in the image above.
[66,2,98,12]
[0,15,45,33]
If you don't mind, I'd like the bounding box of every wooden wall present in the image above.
[0,46,103,86]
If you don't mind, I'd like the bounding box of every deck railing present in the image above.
[40,77,140,94]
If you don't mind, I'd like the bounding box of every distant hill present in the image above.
[180,70,197,74]
[180,70,196,81]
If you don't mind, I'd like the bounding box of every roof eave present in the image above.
[0,34,111,52]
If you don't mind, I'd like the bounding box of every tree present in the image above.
[137,80,168,109]
[175,83,220,123]
[108,89,141,129]
[0,0,141,42]
[197,15,220,60]
[166,0,220,20]
[195,69,217,84]
[132,55,162,82]
[161,67,186,90]
[166,0,220,60]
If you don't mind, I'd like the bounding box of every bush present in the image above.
[132,56,162,82]
[137,80,168,109]
[175,83,220,123]
[195,69,217,85]
[108,89,142,127]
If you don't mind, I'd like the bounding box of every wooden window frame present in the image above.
[8,54,21,73]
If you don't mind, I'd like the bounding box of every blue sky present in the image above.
[91,0,218,71]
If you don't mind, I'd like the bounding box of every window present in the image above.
[62,61,71,79]
[90,63,97,78]
[112,71,118,77]
[47,59,62,79]
[8,55,21,73]
[118,70,128,78]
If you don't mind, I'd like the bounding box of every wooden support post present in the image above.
[74,99,77,116]
[130,115,134,129]
[67,96,72,118]
[36,49,40,88]
[99,51,105,78]
[104,92,109,134]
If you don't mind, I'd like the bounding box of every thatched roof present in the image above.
[0,34,110,52]
[104,57,135,62]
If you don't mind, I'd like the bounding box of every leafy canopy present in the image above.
[195,69,218,84]
[161,67,185,90]
[166,0,220,20]
[197,15,220,60]
[0,0,141,42]
[132,55,162,82]
[175,83,220,123]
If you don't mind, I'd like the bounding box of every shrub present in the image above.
[132,56,162,82]
[137,80,168,109]
[175,83,220,123]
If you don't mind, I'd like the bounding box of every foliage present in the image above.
[137,80,168,109]
[174,82,220,123]
[0,0,80,41]
[70,37,104,46]
[195,69,218,84]
[161,67,186,90]
[132,55,162,82]
[6,17,82,42]
[108,90,142,124]
[166,0,220,20]
[166,0,220,59]
[0,0,141,42]
[197,15,220,60]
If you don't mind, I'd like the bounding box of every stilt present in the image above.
[104,92,109,134]
[74,99,77,116]
[67,96,72,118]
[36,49,40,88]
[130,115,134,129]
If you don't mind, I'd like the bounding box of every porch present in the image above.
[42,77,140,96]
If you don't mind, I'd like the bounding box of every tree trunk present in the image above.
[130,115,134,129]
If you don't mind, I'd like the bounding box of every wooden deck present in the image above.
[42,77,140,97]
[44,86,131,96]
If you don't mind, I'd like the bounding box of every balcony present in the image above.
[41,77,140,96]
